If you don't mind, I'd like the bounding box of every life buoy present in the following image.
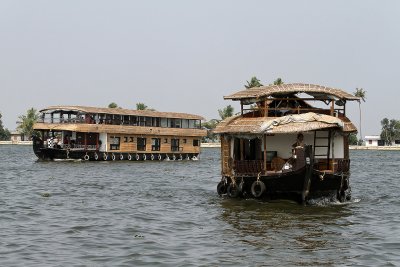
[158,154,162,161]
[143,154,147,161]
[217,181,227,195]
[128,154,132,161]
[150,154,154,160]
[112,153,116,161]
[135,154,140,160]
[251,180,266,198]
[103,153,108,161]
[227,183,240,198]
[84,154,89,161]
[94,153,99,161]
[120,154,124,160]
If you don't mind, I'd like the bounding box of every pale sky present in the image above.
[1,0,399,136]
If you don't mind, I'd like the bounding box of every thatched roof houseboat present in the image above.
[214,83,359,203]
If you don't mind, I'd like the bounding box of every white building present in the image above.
[364,135,381,146]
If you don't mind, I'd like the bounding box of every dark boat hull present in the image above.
[32,136,199,161]
[218,167,350,203]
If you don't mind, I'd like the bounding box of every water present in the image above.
[0,146,399,267]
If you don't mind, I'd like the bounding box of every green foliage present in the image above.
[136,103,148,110]
[17,108,39,139]
[218,105,234,120]
[0,112,11,140]
[380,118,400,145]
[202,119,219,142]
[273,78,284,85]
[354,88,366,102]
[108,102,118,108]
[245,76,263,89]
[348,133,358,145]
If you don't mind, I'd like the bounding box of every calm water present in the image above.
[0,145,399,267]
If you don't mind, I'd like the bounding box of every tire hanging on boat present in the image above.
[251,180,266,198]
[143,154,147,161]
[135,154,140,160]
[158,154,162,161]
[84,154,90,161]
[94,153,99,161]
[227,182,240,198]
[112,153,116,161]
[103,153,108,161]
[179,154,183,160]
[217,181,227,195]
[150,154,154,160]
[128,154,132,161]
[172,154,176,161]
[120,154,124,160]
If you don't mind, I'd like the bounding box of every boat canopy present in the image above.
[214,112,357,135]
[224,83,360,102]
[39,106,205,120]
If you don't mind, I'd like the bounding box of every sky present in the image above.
[1,0,399,136]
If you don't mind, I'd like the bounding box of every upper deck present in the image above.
[34,105,206,137]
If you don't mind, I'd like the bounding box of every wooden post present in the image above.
[263,134,267,173]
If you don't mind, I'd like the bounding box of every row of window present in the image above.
[109,137,200,151]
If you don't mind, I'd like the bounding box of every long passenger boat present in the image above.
[213,83,359,203]
[32,106,206,161]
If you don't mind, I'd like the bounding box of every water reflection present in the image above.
[218,197,354,261]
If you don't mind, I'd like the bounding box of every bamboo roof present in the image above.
[39,106,205,120]
[213,112,357,134]
[224,83,360,101]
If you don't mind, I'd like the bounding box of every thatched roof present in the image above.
[224,83,360,101]
[213,112,357,134]
[39,106,204,120]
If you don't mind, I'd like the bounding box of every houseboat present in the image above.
[32,106,206,161]
[213,83,359,203]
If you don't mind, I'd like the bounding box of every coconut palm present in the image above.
[354,88,366,145]
[245,76,263,89]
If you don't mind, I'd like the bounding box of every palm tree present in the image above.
[245,76,263,89]
[354,88,366,145]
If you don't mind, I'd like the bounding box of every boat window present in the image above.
[110,136,120,150]
[171,139,180,151]
[152,117,161,127]
[161,118,168,127]
[170,119,181,128]
[182,119,189,128]
[193,139,200,147]
[139,117,146,126]
[145,117,152,127]
[131,116,137,126]
[137,138,146,151]
[124,137,128,143]
[129,137,134,142]
[151,138,161,151]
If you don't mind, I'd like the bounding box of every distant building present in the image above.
[10,131,28,142]
[364,135,384,146]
